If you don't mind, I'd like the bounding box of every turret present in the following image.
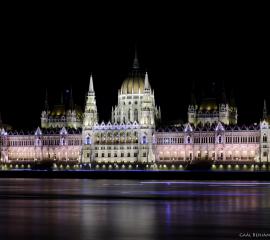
[41,89,50,128]
[83,74,98,128]
[82,74,98,163]
[263,99,268,121]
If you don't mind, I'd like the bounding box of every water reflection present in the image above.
[0,179,269,240]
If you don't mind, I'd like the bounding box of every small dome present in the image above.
[50,104,66,116]
[199,98,218,111]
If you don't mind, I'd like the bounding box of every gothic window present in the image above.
[85,136,91,145]
[218,135,222,144]
[187,136,191,144]
[142,136,147,144]
[134,153,138,157]
[143,152,146,157]
[60,138,65,145]
[95,153,98,157]
[121,153,124,157]
[134,109,138,122]
[101,153,104,158]
[114,153,117,157]
[263,134,267,143]
[108,153,111,157]
[127,153,130,157]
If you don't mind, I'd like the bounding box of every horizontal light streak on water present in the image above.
[140,181,270,186]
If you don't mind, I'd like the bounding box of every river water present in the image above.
[0,178,269,240]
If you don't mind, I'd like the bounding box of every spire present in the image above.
[221,80,227,103]
[89,74,94,93]
[132,45,140,69]
[144,72,150,90]
[0,112,2,124]
[263,99,267,120]
[230,89,236,107]
[44,88,49,111]
[69,87,74,110]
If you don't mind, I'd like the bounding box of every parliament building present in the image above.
[0,51,269,169]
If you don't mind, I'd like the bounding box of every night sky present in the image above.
[1,8,269,129]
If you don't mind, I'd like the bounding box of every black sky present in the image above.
[0,6,269,129]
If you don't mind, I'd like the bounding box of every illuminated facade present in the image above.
[0,53,269,166]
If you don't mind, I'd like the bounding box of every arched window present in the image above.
[134,109,138,122]
[128,109,132,121]
[263,134,267,143]
[142,136,147,144]
[85,136,91,145]
[218,135,222,144]
[187,136,191,144]
[60,138,65,146]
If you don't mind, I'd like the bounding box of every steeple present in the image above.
[221,80,227,103]
[230,89,236,107]
[69,87,74,110]
[88,74,95,95]
[132,45,140,69]
[144,72,150,91]
[44,88,49,111]
[263,99,267,120]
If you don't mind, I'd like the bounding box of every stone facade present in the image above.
[0,53,269,166]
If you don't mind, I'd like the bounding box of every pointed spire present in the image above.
[144,72,150,90]
[221,80,227,103]
[263,99,267,120]
[132,45,140,69]
[44,88,49,111]
[69,87,74,110]
[89,74,94,93]
[230,89,236,107]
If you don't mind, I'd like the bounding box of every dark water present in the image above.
[0,179,270,240]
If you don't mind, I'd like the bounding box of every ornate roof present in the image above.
[121,73,146,94]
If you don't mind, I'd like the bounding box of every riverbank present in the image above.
[0,170,270,180]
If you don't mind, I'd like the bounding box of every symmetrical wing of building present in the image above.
[0,52,269,167]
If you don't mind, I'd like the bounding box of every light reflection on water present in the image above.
[0,179,270,240]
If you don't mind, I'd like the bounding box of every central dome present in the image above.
[121,74,145,94]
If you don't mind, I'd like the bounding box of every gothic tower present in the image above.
[82,74,98,163]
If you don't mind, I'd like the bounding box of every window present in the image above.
[218,135,222,144]
[127,153,130,157]
[101,153,104,157]
[121,153,124,157]
[263,152,267,157]
[85,136,91,145]
[95,153,98,157]
[86,153,90,158]
[134,153,137,157]
[263,134,267,143]
[108,153,111,157]
[134,109,138,122]
[142,136,147,144]
[143,152,146,157]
